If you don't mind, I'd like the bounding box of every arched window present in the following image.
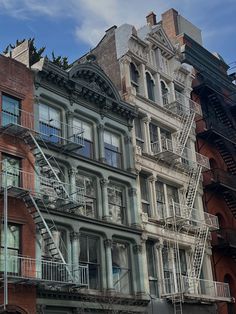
[161,81,169,106]
[146,72,155,101]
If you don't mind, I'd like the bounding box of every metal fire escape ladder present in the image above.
[176,111,195,155]
[188,226,209,280]
[24,132,71,199]
[22,193,74,282]
[186,165,202,209]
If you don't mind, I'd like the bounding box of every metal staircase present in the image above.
[185,165,202,209]
[188,226,208,279]
[176,111,195,155]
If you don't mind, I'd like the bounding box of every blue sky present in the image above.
[0,0,235,69]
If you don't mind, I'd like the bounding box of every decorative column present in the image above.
[155,241,164,295]
[98,123,105,162]
[148,175,157,218]
[68,167,77,203]
[104,239,113,291]
[70,231,80,283]
[128,187,140,228]
[133,243,145,295]
[124,134,135,172]
[142,116,151,154]
[100,178,110,220]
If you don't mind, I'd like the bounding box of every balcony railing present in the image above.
[0,109,84,148]
[151,137,210,170]
[213,229,236,248]
[205,168,236,191]
[158,202,218,230]
[0,107,34,131]
[162,275,231,301]
[0,164,85,206]
[0,255,88,286]
[163,91,202,116]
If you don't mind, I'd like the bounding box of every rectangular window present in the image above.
[2,155,20,188]
[0,224,20,274]
[104,131,121,168]
[146,241,159,297]
[139,175,150,216]
[2,94,20,127]
[162,246,173,294]
[39,104,61,143]
[73,119,93,158]
[112,242,130,293]
[155,181,165,219]
[134,118,144,151]
[79,234,100,289]
[108,184,124,224]
[166,184,179,215]
[76,174,96,218]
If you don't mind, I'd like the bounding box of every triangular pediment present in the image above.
[69,62,120,101]
[149,25,175,53]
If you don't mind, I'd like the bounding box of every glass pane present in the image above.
[89,237,98,263]
[112,243,128,268]
[1,224,20,249]
[2,156,20,187]
[146,242,155,276]
[2,95,20,126]
[39,103,49,121]
[73,119,92,141]
[79,236,87,262]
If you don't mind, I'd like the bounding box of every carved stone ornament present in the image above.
[70,231,80,241]
[133,244,143,254]
[104,239,113,248]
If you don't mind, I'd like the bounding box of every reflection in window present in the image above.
[130,62,139,93]
[73,119,93,158]
[146,241,159,297]
[104,131,121,168]
[140,175,150,216]
[161,81,169,106]
[2,155,20,188]
[0,224,20,274]
[108,184,124,224]
[135,118,144,151]
[39,104,61,143]
[2,95,20,127]
[79,234,100,289]
[112,242,130,293]
[146,72,155,101]
[76,174,96,217]
[155,181,165,219]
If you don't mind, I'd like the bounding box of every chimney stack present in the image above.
[146,12,157,26]
[161,9,179,40]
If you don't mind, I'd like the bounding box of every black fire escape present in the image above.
[196,84,236,218]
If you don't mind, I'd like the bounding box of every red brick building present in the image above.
[0,54,36,314]
[162,9,236,314]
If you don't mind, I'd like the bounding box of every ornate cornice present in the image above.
[36,60,137,122]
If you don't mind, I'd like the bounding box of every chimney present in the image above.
[146,12,157,26]
[161,8,179,40]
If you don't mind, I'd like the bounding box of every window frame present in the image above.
[76,172,97,218]
[0,223,21,275]
[73,117,94,159]
[104,129,122,168]
[1,94,21,127]
[146,241,159,297]
[2,154,21,188]
[79,233,100,290]
[111,241,131,294]
[145,72,155,102]
[39,103,62,144]
[107,183,126,225]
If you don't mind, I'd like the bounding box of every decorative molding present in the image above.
[133,244,143,254]
[70,231,80,241]
[100,178,109,187]
[104,239,113,248]
[128,187,137,197]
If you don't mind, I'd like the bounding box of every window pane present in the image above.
[79,235,87,262]
[2,95,20,126]
[112,242,130,293]
[89,237,98,263]
[2,155,20,187]
[39,104,61,143]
